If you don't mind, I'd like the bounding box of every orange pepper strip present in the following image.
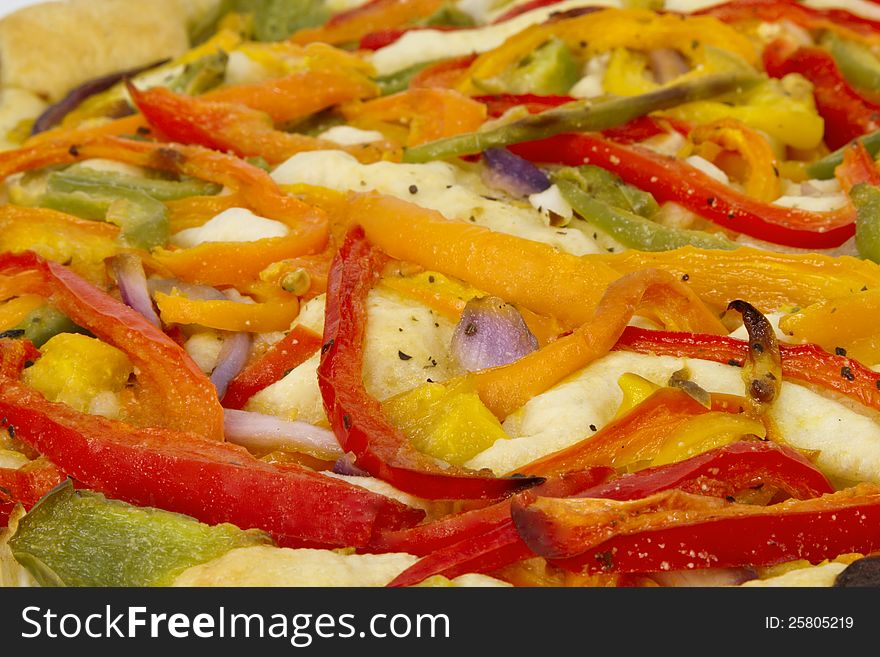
[349,193,620,328]
[0,205,123,284]
[129,84,396,165]
[26,115,148,147]
[289,0,444,46]
[520,388,711,477]
[154,293,300,332]
[206,69,379,124]
[0,137,329,287]
[166,193,245,232]
[470,269,726,419]
[343,88,487,146]
[689,118,781,202]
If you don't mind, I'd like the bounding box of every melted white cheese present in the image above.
[317,125,385,145]
[272,150,601,255]
[247,288,463,421]
[369,0,622,75]
[466,351,880,484]
[171,207,289,248]
[529,184,573,220]
[172,546,510,587]
[742,562,847,587]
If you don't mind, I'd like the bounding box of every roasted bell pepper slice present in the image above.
[510,133,856,249]
[511,483,880,573]
[763,38,880,151]
[387,442,831,586]
[0,459,65,527]
[342,88,486,147]
[9,481,269,586]
[128,84,393,165]
[460,9,758,95]
[290,0,444,46]
[154,292,300,333]
[0,371,423,547]
[222,325,323,410]
[469,269,725,419]
[0,205,122,285]
[0,136,329,286]
[317,226,542,500]
[403,71,754,162]
[0,252,224,439]
[615,326,880,416]
[699,0,880,43]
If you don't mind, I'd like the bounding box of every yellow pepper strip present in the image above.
[470,269,726,419]
[154,292,300,333]
[650,413,766,467]
[778,289,880,366]
[461,9,758,94]
[660,76,824,150]
[595,246,880,314]
[688,118,782,202]
[342,89,487,147]
[0,295,44,330]
[350,192,620,328]
[614,372,661,418]
[0,205,123,285]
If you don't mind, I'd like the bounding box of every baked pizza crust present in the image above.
[0,0,218,102]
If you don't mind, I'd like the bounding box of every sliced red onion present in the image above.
[648,49,691,85]
[148,279,227,302]
[652,567,758,587]
[451,296,539,371]
[482,148,551,198]
[111,253,161,327]
[31,59,168,134]
[211,332,252,399]
[223,409,344,461]
[332,452,371,477]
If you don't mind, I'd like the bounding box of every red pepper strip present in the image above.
[318,226,543,499]
[128,84,392,165]
[0,374,424,547]
[359,25,459,50]
[0,459,66,526]
[222,325,323,410]
[838,139,880,190]
[387,442,829,586]
[763,39,880,151]
[615,326,880,415]
[0,252,225,439]
[492,0,564,23]
[512,483,880,573]
[510,133,856,249]
[576,441,833,502]
[371,468,613,556]
[0,338,40,378]
[699,0,880,40]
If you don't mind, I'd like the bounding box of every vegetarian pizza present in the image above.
[2,0,880,587]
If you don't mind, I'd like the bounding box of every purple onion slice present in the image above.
[482,147,551,198]
[111,253,161,327]
[451,296,539,371]
[223,409,344,461]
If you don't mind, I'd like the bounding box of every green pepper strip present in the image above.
[554,176,738,251]
[824,33,880,95]
[402,71,758,163]
[851,182,880,263]
[807,131,880,180]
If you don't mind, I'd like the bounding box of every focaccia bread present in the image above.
[0,0,219,101]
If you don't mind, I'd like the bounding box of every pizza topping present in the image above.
[726,300,782,415]
[833,555,880,587]
[450,295,538,371]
